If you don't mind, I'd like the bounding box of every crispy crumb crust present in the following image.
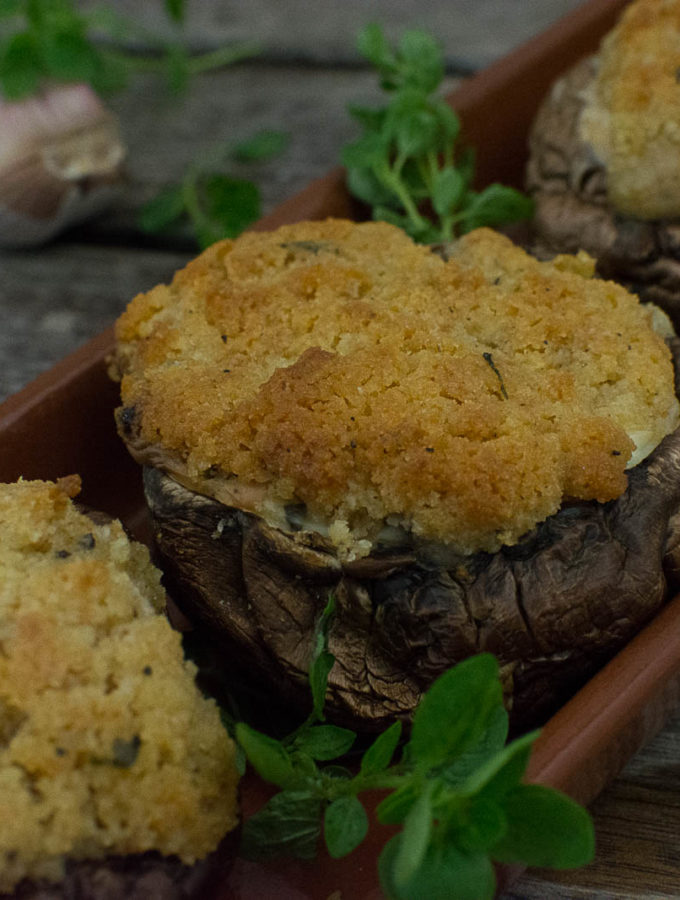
[113,220,679,557]
[579,0,680,219]
[0,478,239,893]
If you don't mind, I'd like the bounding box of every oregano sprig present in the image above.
[138,130,289,248]
[0,0,259,99]
[235,597,595,899]
[342,24,534,243]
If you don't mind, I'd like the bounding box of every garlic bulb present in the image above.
[0,83,127,248]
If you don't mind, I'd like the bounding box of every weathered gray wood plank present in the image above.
[0,244,191,398]
[81,0,586,72]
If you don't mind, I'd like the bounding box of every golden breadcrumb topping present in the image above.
[0,477,239,892]
[114,219,679,558]
[579,0,680,218]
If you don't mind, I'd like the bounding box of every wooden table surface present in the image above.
[3,1,680,897]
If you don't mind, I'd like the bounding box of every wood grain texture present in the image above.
[80,0,585,71]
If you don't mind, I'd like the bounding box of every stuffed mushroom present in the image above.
[526,0,680,325]
[0,477,240,899]
[112,219,680,731]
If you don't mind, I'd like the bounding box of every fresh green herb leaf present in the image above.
[431,166,465,218]
[293,724,356,761]
[164,0,185,24]
[360,719,402,776]
[309,594,337,721]
[376,779,422,826]
[138,184,186,234]
[139,131,287,250]
[344,23,533,242]
[0,0,258,99]
[234,722,297,789]
[408,653,502,771]
[396,28,444,93]
[201,174,261,239]
[0,32,43,98]
[234,620,594,897]
[0,0,22,18]
[490,783,596,869]
[457,182,535,233]
[441,704,509,786]
[357,22,397,86]
[164,41,191,94]
[380,833,497,900]
[324,794,369,858]
[309,648,335,722]
[240,789,323,861]
[231,129,289,162]
[462,730,538,799]
[42,29,101,83]
[392,784,433,885]
[457,796,507,853]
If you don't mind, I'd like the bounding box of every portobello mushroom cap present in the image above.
[526,0,680,326]
[140,337,680,733]
[2,836,237,900]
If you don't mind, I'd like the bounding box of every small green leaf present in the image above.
[392,786,433,885]
[240,789,322,861]
[432,166,465,218]
[491,784,595,869]
[457,796,507,852]
[231,129,289,162]
[165,43,190,94]
[345,165,395,208]
[138,184,186,234]
[294,724,356,761]
[0,0,22,18]
[347,103,386,132]
[0,32,44,99]
[462,730,538,800]
[89,51,128,95]
[384,90,438,158]
[430,98,461,143]
[309,649,335,721]
[360,720,402,776]
[408,654,503,772]
[357,23,396,78]
[164,0,185,23]
[235,722,297,788]
[41,29,100,83]
[200,174,261,241]
[379,832,496,900]
[397,28,444,93]
[324,794,369,858]
[376,780,421,825]
[441,705,509,787]
[308,594,337,720]
[341,131,389,171]
[458,183,534,233]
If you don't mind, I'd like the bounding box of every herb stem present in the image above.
[377,162,429,233]
[101,41,259,76]
[186,42,261,75]
[181,165,212,236]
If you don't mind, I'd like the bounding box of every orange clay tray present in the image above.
[4,1,680,897]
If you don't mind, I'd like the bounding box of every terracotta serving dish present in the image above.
[5,0,680,897]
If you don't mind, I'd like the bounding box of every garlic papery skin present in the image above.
[0,83,127,248]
